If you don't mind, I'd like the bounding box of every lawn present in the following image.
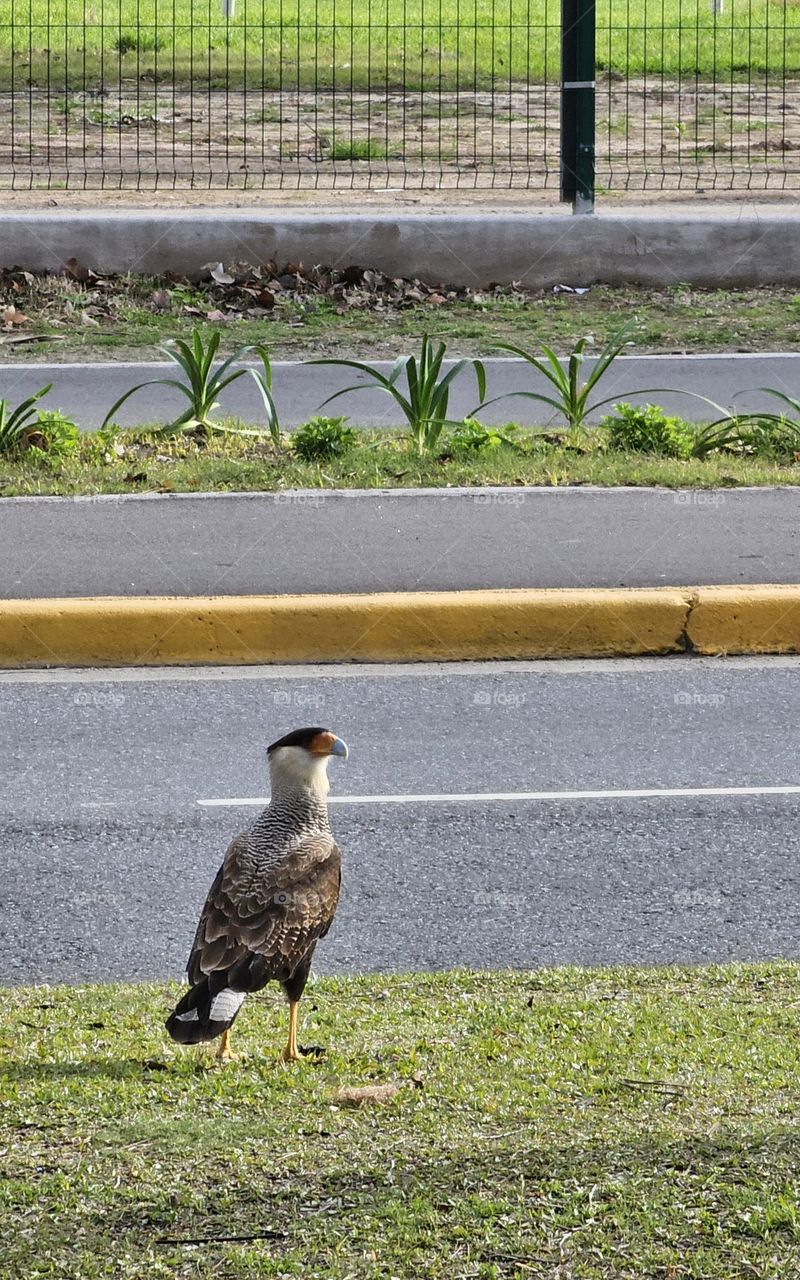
[2,965,800,1278]
[0,0,798,90]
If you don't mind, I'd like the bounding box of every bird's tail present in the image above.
[165,974,246,1045]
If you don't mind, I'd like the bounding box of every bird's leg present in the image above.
[282,1000,302,1063]
[216,1028,236,1063]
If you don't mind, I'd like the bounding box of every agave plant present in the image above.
[478,320,637,430]
[102,329,280,443]
[724,389,800,457]
[688,415,748,458]
[311,335,486,455]
[0,385,52,457]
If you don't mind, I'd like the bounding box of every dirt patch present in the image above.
[2,77,799,191]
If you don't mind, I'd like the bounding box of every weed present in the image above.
[446,418,519,453]
[729,390,800,458]
[111,31,166,54]
[603,402,695,458]
[26,409,80,458]
[0,384,52,457]
[292,416,356,461]
[327,135,389,161]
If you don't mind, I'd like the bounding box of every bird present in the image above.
[165,727,347,1063]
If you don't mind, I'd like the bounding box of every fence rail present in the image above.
[1,0,798,194]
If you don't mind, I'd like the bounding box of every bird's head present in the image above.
[267,727,348,796]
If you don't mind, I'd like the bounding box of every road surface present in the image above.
[2,656,799,984]
[3,352,799,427]
[2,485,799,598]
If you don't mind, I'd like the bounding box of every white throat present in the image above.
[269,745,331,801]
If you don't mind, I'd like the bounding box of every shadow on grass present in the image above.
[0,1056,175,1082]
[65,1130,800,1272]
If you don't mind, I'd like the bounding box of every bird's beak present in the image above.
[329,736,349,760]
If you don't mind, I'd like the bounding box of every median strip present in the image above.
[2,584,800,667]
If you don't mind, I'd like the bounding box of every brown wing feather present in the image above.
[187,831,341,986]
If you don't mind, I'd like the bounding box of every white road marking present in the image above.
[198,784,800,807]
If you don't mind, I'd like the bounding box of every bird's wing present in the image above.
[187,831,341,986]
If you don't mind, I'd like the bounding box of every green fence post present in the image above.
[560,0,596,213]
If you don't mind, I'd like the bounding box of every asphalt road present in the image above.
[3,485,800,597]
[2,656,800,985]
[3,352,800,428]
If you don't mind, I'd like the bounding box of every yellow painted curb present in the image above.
[687,585,800,655]
[0,589,691,668]
[2,585,800,668]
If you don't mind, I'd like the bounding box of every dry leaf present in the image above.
[64,257,94,282]
[0,333,65,346]
[2,306,29,326]
[209,262,235,285]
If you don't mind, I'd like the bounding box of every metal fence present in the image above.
[0,0,798,194]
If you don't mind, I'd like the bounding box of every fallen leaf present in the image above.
[64,256,94,282]
[0,333,65,346]
[331,1084,401,1107]
[2,306,29,326]
[20,429,47,451]
[209,262,235,285]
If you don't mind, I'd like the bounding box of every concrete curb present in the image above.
[2,585,800,667]
[2,210,800,286]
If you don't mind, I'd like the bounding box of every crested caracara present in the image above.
[166,727,347,1062]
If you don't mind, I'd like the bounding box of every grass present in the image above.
[3,964,800,1278]
[1,0,798,91]
[2,426,800,497]
[3,281,800,363]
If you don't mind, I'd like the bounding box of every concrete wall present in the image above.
[1,209,798,286]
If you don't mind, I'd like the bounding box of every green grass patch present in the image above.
[1,426,799,496]
[1,0,798,90]
[3,965,800,1277]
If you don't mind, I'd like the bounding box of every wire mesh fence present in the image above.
[596,0,800,191]
[0,0,797,193]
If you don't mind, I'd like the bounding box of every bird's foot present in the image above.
[215,1029,238,1064]
[281,1045,326,1064]
[215,1047,239,1064]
